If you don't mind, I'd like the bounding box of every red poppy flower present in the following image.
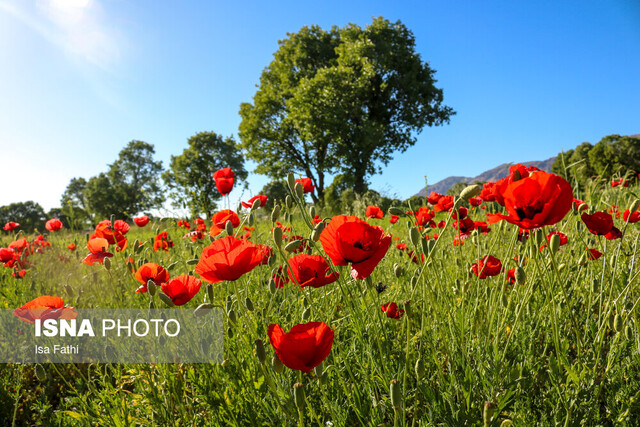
[45,218,63,232]
[320,215,391,280]
[0,247,15,265]
[623,208,640,223]
[271,266,289,288]
[213,167,235,196]
[12,269,26,278]
[67,243,76,251]
[474,221,490,234]
[587,248,603,260]
[242,194,268,209]
[486,168,573,230]
[427,192,443,205]
[381,302,405,319]
[396,242,407,251]
[365,205,384,219]
[113,220,130,235]
[153,231,174,251]
[3,222,19,231]
[581,212,622,240]
[82,237,114,265]
[415,207,434,226]
[133,215,150,227]
[13,296,77,324]
[506,268,516,284]
[92,220,127,252]
[209,209,241,237]
[183,230,205,241]
[135,263,170,293]
[471,255,502,279]
[161,275,201,306]
[268,322,334,373]
[295,178,315,193]
[453,217,475,234]
[390,214,399,224]
[195,236,268,283]
[287,254,339,289]
[469,197,483,207]
[433,196,454,212]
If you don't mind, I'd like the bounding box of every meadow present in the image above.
[1,168,640,426]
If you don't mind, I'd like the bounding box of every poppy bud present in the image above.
[390,379,402,410]
[625,324,633,340]
[415,357,425,380]
[187,258,199,265]
[225,220,234,236]
[251,198,262,210]
[549,234,561,253]
[245,297,254,312]
[284,239,304,253]
[227,327,233,338]
[147,280,157,296]
[310,222,325,242]
[630,199,640,215]
[483,401,495,425]
[64,284,74,298]
[285,195,293,208]
[459,184,481,201]
[269,278,276,293]
[500,421,514,427]
[248,213,255,226]
[578,253,587,266]
[158,292,175,307]
[287,172,296,193]
[515,266,526,285]
[614,313,623,333]
[388,207,406,217]
[393,263,404,277]
[420,237,429,254]
[194,303,214,316]
[301,307,311,321]
[403,300,413,319]
[103,256,111,271]
[268,255,277,266]
[225,295,233,313]
[409,228,421,246]
[318,370,328,385]
[534,229,545,247]
[206,284,214,302]
[35,364,47,382]
[272,353,284,373]
[293,382,306,409]
[410,276,418,289]
[309,206,316,218]
[273,227,283,247]
[295,182,304,199]
[254,339,266,364]
[271,205,281,222]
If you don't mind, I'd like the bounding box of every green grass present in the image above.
[1,183,640,426]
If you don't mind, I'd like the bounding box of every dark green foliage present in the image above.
[60,177,90,229]
[240,17,454,202]
[162,132,247,217]
[0,201,46,233]
[259,180,288,210]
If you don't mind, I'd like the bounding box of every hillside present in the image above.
[415,157,556,196]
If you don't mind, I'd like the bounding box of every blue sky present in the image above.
[1,0,639,212]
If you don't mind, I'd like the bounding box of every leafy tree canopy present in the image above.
[239,17,454,202]
[0,201,47,233]
[162,132,247,218]
[259,180,288,210]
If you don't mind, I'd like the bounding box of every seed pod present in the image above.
[194,303,214,316]
[549,234,560,253]
[206,284,214,302]
[309,206,316,218]
[293,382,306,408]
[302,307,311,321]
[390,379,402,410]
[245,297,254,312]
[284,239,304,253]
[254,339,266,364]
[270,205,281,222]
[147,280,157,296]
[158,292,175,307]
[459,184,481,201]
[310,222,325,242]
[393,263,404,278]
[415,358,425,380]
[483,401,496,426]
[103,256,111,271]
[614,313,623,333]
[272,353,284,373]
[515,267,526,285]
[273,227,283,247]
[409,228,421,246]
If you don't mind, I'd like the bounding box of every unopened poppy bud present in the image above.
[268,278,276,293]
[194,303,214,316]
[268,255,277,266]
[273,227,283,247]
[158,292,175,307]
[103,256,111,271]
[225,220,234,236]
[415,357,425,380]
[390,379,402,410]
[500,421,514,427]
[318,370,328,385]
[287,172,295,191]
[248,213,255,226]
[388,207,406,217]
[271,205,281,222]
[227,309,236,324]
[614,313,623,333]
[295,182,304,199]
[227,327,233,338]
[251,198,262,210]
[410,276,418,289]
[35,364,47,381]
[221,359,228,367]
[403,300,413,319]
[254,339,266,364]
[459,184,481,201]
[225,295,232,312]
[187,258,199,265]
[515,266,526,285]
[549,234,561,252]
[64,284,74,298]
[293,382,306,408]
[245,297,254,311]
[272,353,284,373]
[393,263,404,277]
[147,280,157,296]
[310,222,325,242]
[285,195,293,208]
[206,284,214,302]
[630,199,640,215]
[409,228,421,246]
[625,324,633,340]
[309,206,316,218]
[483,401,495,426]
[301,307,311,321]
[578,253,587,266]
[420,238,429,254]
[284,239,304,252]
[166,261,179,271]
[534,230,545,247]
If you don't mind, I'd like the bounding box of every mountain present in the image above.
[415,157,557,197]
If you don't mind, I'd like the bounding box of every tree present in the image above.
[84,141,164,220]
[0,201,46,233]
[162,132,247,218]
[60,177,90,228]
[589,134,640,180]
[260,180,289,210]
[239,17,454,202]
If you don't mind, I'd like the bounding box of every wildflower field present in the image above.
[2,166,640,426]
